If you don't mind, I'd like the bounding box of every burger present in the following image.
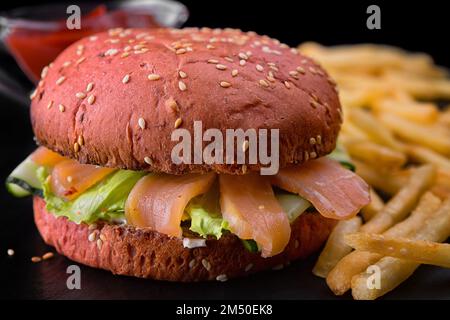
[6,27,370,281]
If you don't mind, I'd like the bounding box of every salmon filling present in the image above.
[8,147,370,257]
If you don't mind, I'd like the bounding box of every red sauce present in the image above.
[4,5,159,83]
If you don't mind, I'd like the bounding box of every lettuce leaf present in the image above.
[38,167,145,224]
[328,143,355,171]
[187,205,229,239]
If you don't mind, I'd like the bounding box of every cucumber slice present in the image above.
[6,157,42,197]
[276,193,311,223]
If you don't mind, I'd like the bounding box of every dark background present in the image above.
[0,0,449,300]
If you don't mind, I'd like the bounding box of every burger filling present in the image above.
[7,146,368,257]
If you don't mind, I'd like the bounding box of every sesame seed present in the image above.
[66,175,73,183]
[31,256,42,263]
[290,48,298,55]
[258,205,265,210]
[267,76,275,82]
[189,259,196,268]
[269,65,279,72]
[41,66,49,78]
[259,79,269,87]
[165,98,179,112]
[178,81,187,91]
[309,66,317,74]
[174,117,183,128]
[47,101,53,109]
[216,274,228,282]
[76,57,86,65]
[239,59,246,66]
[206,44,215,50]
[256,64,264,72]
[87,95,96,105]
[224,57,234,63]
[310,100,320,108]
[317,135,322,144]
[144,157,153,165]
[310,151,317,159]
[104,48,118,56]
[56,76,66,85]
[7,249,14,256]
[58,104,65,112]
[138,117,146,129]
[242,140,249,152]
[99,234,107,242]
[96,239,103,249]
[175,48,186,55]
[201,259,211,271]
[179,70,187,79]
[207,59,219,64]
[42,252,54,260]
[88,223,97,231]
[86,82,94,92]
[29,89,37,100]
[309,137,316,145]
[284,81,291,89]
[147,74,161,81]
[296,66,305,74]
[289,71,299,79]
[89,35,98,41]
[220,81,231,88]
[245,263,253,272]
[231,69,238,77]
[216,64,227,70]
[75,92,86,99]
[121,52,130,58]
[238,52,248,60]
[73,142,80,153]
[122,74,130,84]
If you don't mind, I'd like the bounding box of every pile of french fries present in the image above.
[298,43,450,299]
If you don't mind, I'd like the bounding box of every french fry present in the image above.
[345,233,450,268]
[348,109,404,152]
[360,165,435,234]
[326,167,436,295]
[379,113,450,156]
[353,160,407,195]
[313,216,362,278]
[344,140,407,170]
[351,197,450,300]
[361,188,384,222]
[372,98,439,124]
[405,144,450,172]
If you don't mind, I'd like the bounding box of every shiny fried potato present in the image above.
[313,216,362,278]
[348,109,404,152]
[361,188,384,222]
[379,113,450,156]
[345,233,450,268]
[351,197,450,300]
[344,140,407,170]
[326,167,437,296]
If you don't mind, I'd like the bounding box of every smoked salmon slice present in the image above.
[31,147,66,167]
[125,172,216,237]
[219,173,291,257]
[272,158,370,220]
[50,160,115,200]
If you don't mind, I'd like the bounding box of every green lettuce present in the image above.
[188,205,229,239]
[38,167,145,224]
[328,143,355,171]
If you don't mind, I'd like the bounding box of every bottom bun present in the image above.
[34,196,336,282]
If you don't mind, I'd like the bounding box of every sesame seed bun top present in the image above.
[30,27,342,175]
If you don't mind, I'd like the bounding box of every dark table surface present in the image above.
[1,0,450,300]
